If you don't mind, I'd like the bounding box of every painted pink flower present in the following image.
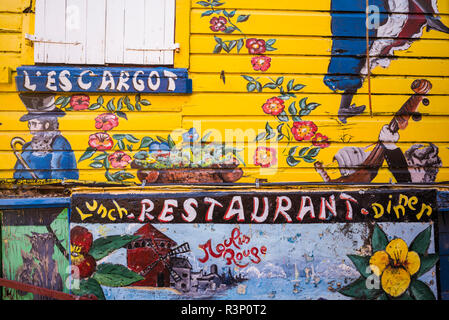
[291,121,318,141]
[108,151,132,169]
[254,147,277,168]
[88,132,114,151]
[95,113,119,131]
[312,133,330,148]
[246,38,266,54]
[70,95,90,111]
[251,56,271,72]
[210,16,228,32]
[262,97,285,116]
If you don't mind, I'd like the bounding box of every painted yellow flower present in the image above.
[369,238,421,297]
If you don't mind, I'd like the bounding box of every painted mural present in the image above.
[68,189,439,300]
[1,0,447,184]
[1,207,70,300]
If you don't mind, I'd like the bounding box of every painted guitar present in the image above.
[314,79,432,183]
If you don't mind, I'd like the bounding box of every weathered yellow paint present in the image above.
[0,0,448,185]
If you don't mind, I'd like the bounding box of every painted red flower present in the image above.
[246,38,266,54]
[108,151,132,169]
[251,56,271,72]
[70,226,96,279]
[254,147,277,168]
[95,113,119,131]
[312,133,330,148]
[291,121,318,141]
[70,95,90,111]
[262,97,285,116]
[88,132,114,151]
[210,16,228,32]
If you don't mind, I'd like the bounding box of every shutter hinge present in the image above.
[126,43,180,53]
[25,33,81,45]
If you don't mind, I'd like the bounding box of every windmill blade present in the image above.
[169,242,190,257]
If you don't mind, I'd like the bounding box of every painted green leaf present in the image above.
[97,96,104,105]
[117,140,125,150]
[306,147,320,158]
[377,292,389,300]
[263,83,277,90]
[409,225,432,255]
[288,146,298,157]
[140,99,151,106]
[242,75,256,82]
[237,14,250,22]
[61,96,71,108]
[288,102,297,115]
[347,255,372,278]
[395,291,414,300]
[297,147,309,157]
[236,39,244,53]
[134,151,148,160]
[79,147,96,162]
[105,171,114,181]
[103,157,110,170]
[106,98,116,112]
[286,156,300,167]
[93,263,145,287]
[89,235,141,261]
[196,1,211,7]
[117,97,124,111]
[276,77,284,86]
[410,279,436,300]
[88,103,101,110]
[139,136,154,149]
[223,26,235,34]
[55,96,66,105]
[213,43,222,54]
[247,82,256,92]
[201,9,214,16]
[116,111,128,120]
[112,134,126,140]
[338,277,382,299]
[293,84,305,91]
[167,135,176,149]
[371,223,389,252]
[255,131,266,142]
[415,254,439,278]
[299,97,308,109]
[266,39,276,46]
[89,161,104,169]
[92,153,108,161]
[125,134,139,143]
[287,79,294,92]
[71,278,105,300]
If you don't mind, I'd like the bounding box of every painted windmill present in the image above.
[126,223,190,287]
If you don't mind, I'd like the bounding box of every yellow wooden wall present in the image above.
[1,0,449,184]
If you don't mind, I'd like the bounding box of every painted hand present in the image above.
[378,125,399,150]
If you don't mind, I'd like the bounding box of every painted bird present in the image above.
[324,0,449,123]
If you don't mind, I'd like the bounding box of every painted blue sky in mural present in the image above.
[71,222,438,300]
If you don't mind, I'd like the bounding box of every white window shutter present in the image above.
[34,0,175,65]
[85,0,106,65]
[124,0,146,64]
[34,0,68,63]
[105,0,125,64]
[65,0,86,64]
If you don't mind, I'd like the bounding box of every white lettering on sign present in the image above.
[19,67,183,93]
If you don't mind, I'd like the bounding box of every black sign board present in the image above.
[70,189,437,224]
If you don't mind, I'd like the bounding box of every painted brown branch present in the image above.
[0,277,95,300]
